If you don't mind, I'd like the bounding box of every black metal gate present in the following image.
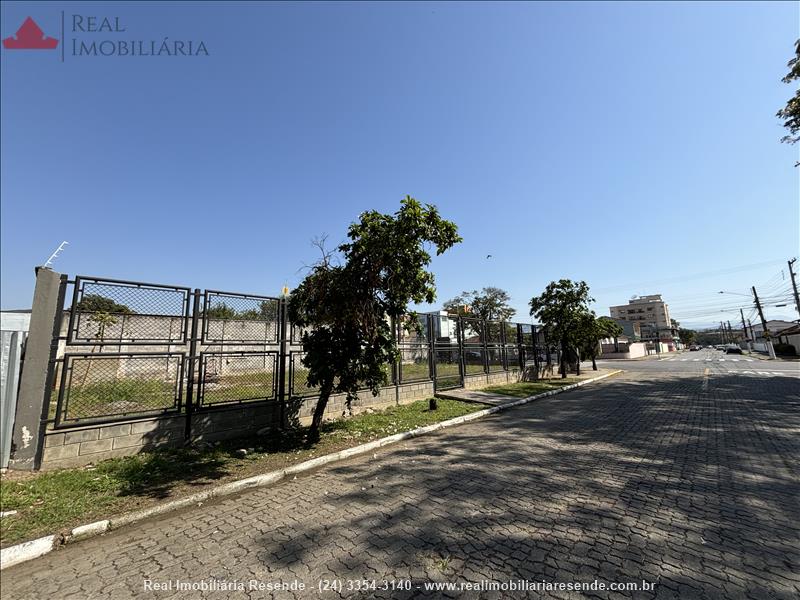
[48,274,542,433]
[52,276,288,435]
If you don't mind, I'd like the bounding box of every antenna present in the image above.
[43,241,69,268]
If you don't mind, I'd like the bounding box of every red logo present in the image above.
[3,17,59,50]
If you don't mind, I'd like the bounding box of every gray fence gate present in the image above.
[1,312,30,468]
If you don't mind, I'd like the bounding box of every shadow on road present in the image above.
[255,373,800,599]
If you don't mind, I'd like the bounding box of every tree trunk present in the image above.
[308,379,334,441]
[560,340,567,379]
[592,356,597,371]
[575,349,581,376]
[429,397,437,411]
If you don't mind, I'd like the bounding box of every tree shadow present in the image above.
[249,373,800,598]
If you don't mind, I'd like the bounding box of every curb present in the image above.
[0,369,622,570]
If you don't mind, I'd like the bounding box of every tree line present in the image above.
[289,196,625,439]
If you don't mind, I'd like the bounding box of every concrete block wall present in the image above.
[463,368,521,390]
[40,379,435,470]
[42,415,184,470]
[294,380,435,424]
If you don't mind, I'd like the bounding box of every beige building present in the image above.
[609,294,674,339]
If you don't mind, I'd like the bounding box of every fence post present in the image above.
[9,268,66,470]
[458,316,466,386]
[428,314,436,392]
[183,289,201,442]
[277,298,288,427]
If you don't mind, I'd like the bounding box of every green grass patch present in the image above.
[202,372,276,405]
[0,398,481,547]
[59,379,176,419]
[483,377,585,398]
[398,361,430,382]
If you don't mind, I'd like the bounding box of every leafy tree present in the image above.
[777,39,800,164]
[529,280,593,378]
[76,294,133,314]
[577,314,625,371]
[443,287,516,321]
[205,303,237,319]
[238,300,279,320]
[289,196,461,439]
[678,327,697,345]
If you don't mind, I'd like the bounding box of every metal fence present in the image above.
[1,312,30,468]
[46,274,548,432]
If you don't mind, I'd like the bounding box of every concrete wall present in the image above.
[40,379,436,470]
[463,368,521,389]
[598,342,648,359]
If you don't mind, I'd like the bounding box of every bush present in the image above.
[773,343,797,356]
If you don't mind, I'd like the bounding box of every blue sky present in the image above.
[2,1,798,329]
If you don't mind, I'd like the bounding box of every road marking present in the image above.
[730,359,739,362]
[726,370,799,377]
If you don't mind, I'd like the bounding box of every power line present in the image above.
[593,259,786,293]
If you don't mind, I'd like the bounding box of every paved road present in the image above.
[596,348,800,378]
[3,365,799,599]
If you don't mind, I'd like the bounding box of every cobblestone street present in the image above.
[3,368,799,599]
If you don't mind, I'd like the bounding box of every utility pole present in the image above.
[752,286,776,359]
[740,308,752,352]
[789,258,800,318]
[727,320,735,344]
[720,322,726,343]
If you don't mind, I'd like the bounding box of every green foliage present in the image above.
[205,300,277,320]
[574,313,624,361]
[205,302,237,319]
[592,316,625,357]
[76,294,134,314]
[443,287,516,321]
[529,280,593,376]
[529,280,592,345]
[678,327,697,345]
[289,196,461,436]
[778,39,800,154]
[238,300,278,320]
[598,316,625,338]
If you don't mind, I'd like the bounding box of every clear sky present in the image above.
[2,1,798,329]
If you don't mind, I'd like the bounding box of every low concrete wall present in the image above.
[40,379,436,470]
[464,368,521,389]
[598,342,648,359]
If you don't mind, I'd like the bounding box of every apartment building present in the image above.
[609,294,673,339]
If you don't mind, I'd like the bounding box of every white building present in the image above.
[609,294,676,343]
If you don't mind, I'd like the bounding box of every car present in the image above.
[689,345,700,351]
[725,345,743,354]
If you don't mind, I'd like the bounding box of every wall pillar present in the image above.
[8,268,65,470]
